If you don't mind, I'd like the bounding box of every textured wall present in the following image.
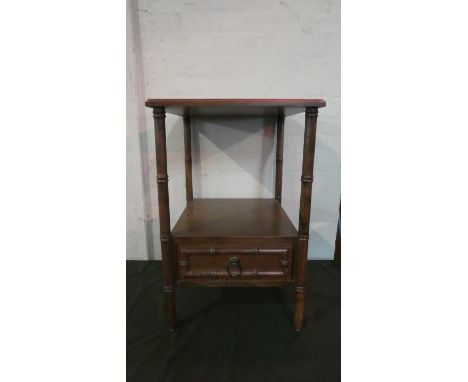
[127,0,340,260]
[127,5,147,261]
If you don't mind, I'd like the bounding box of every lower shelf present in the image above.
[171,198,298,288]
[171,198,298,239]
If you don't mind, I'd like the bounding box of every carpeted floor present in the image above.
[127,260,340,382]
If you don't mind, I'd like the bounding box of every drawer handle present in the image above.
[227,257,242,277]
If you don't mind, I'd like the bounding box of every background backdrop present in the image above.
[127,0,340,260]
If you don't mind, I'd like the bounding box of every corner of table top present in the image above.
[144,99,326,109]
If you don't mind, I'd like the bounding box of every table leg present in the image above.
[295,107,319,331]
[275,115,285,204]
[183,116,193,201]
[152,106,176,331]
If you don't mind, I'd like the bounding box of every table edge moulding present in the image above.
[145,98,325,332]
[145,98,326,117]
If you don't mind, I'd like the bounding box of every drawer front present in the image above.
[177,244,292,280]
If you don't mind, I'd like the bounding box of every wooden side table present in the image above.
[144,99,326,331]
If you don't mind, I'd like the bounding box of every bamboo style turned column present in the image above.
[275,115,285,204]
[152,106,176,331]
[294,106,319,331]
[183,116,193,201]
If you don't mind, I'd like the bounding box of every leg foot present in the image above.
[164,287,176,331]
[294,285,305,331]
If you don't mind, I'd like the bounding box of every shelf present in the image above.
[172,199,298,239]
[145,98,326,117]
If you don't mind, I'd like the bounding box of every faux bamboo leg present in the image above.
[275,115,285,204]
[152,106,176,331]
[294,107,319,331]
[183,116,193,201]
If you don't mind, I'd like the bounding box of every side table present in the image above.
[144,99,326,331]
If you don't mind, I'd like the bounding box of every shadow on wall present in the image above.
[309,230,335,260]
[281,115,340,218]
[154,114,340,260]
[167,116,277,198]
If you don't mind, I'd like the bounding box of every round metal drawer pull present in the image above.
[227,257,242,277]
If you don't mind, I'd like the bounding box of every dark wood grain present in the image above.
[171,199,297,239]
[183,117,193,201]
[294,107,319,331]
[275,116,285,204]
[177,243,292,281]
[148,101,324,331]
[152,107,176,331]
[145,99,326,117]
[177,279,294,288]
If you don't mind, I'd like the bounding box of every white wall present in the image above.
[127,0,340,260]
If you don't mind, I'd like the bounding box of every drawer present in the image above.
[176,244,292,280]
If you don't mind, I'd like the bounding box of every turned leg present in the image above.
[295,107,319,331]
[275,115,285,204]
[183,116,193,201]
[152,106,176,331]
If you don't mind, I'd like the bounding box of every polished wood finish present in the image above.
[183,117,193,201]
[294,107,319,331]
[178,279,294,288]
[176,243,292,281]
[145,98,326,117]
[146,99,324,331]
[172,199,296,289]
[275,116,285,204]
[152,107,176,331]
[172,199,297,239]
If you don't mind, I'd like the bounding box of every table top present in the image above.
[145,98,326,117]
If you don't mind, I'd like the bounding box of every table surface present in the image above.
[145,98,326,117]
[172,198,298,238]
